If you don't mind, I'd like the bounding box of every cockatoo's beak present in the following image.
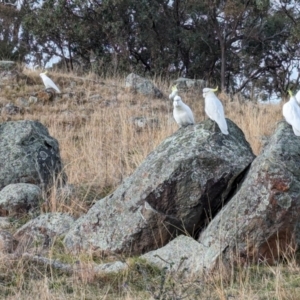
[288,89,293,97]
[212,86,218,92]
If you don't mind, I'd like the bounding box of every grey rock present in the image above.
[0,217,11,230]
[141,235,206,276]
[0,120,66,191]
[0,71,19,86]
[0,230,18,253]
[93,261,128,274]
[28,96,38,104]
[172,77,206,91]
[197,121,300,269]
[0,183,42,216]
[88,94,102,101]
[1,103,23,115]
[16,97,29,107]
[130,116,159,129]
[64,119,254,255]
[0,61,16,71]
[125,73,163,98]
[14,213,75,249]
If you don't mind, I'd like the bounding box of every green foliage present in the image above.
[0,4,27,61]
[1,0,300,97]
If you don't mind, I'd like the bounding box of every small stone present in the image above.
[16,97,29,107]
[14,213,75,250]
[1,103,23,115]
[0,61,16,71]
[0,183,43,216]
[125,73,163,98]
[0,230,18,253]
[28,96,38,104]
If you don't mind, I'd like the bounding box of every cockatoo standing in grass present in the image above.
[202,86,228,135]
[282,90,300,136]
[40,71,61,93]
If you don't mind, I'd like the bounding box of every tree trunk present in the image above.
[220,41,226,92]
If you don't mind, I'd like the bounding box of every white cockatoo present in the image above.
[173,94,195,127]
[40,71,61,93]
[282,90,300,136]
[169,84,178,100]
[295,90,300,106]
[202,87,228,135]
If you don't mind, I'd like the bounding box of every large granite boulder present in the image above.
[64,119,255,255]
[0,120,66,191]
[14,213,75,251]
[125,73,163,98]
[197,121,300,269]
[0,183,43,216]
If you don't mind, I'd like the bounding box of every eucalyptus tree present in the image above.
[22,0,111,70]
[19,0,300,99]
[0,1,27,61]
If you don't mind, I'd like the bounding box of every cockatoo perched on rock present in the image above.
[282,90,300,136]
[202,86,228,135]
[40,71,61,93]
[171,85,195,128]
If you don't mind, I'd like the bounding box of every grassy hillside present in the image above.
[1,67,298,300]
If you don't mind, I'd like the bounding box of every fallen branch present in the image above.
[22,252,75,274]
[21,252,128,276]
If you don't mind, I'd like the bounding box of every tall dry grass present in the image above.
[3,69,283,198]
[0,67,293,299]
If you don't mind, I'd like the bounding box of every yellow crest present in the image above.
[288,89,293,97]
[212,86,218,92]
[171,84,178,92]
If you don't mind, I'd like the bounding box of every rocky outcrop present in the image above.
[0,183,43,216]
[14,213,75,251]
[141,235,205,276]
[64,119,255,255]
[0,120,66,191]
[172,77,206,91]
[0,230,18,253]
[196,121,300,269]
[125,73,163,98]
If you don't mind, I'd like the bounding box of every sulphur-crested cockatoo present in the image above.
[295,90,300,106]
[282,90,300,136]
[202,87,228,135]
[169,84,178,100]
[173,94,195,127]
[40,71,61,93]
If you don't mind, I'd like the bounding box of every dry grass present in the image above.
[0,66,293,299]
